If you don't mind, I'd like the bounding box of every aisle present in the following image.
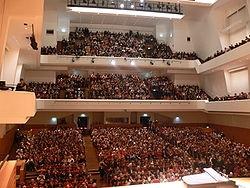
[84,136,110,187]
[84,136,99,170]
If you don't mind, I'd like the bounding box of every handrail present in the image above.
[0,154,9,170]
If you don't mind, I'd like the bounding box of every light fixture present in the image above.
[69,7,184,19]
[111,59,116,65]
[140,0,144,3]
[51,117,57,124]
[170,33,173,38]
[130,60,135,66]
[159,33,163,37]
[143,113,148,117]
[120,3,124,8]
[150,60,154,65]
[91,58,95,63]
[80,113,86,117]
[195,0,218,5]
[174,116,181,123]
[61,28,66,33]
[130,4,135,8]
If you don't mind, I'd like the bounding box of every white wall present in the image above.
[70,23,154,35]
[230,69,249,94]
[1,49,20,84]
[42,10,58,47]
[24,70,56,83]
[189,9,222,60]
[172,20,194,53]
[155,21,173,44]
[173,74,200,86]
[200,71,228,97]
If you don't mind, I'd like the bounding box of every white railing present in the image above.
[36,99,250,113]
[40,55,199,70]
[198,42,250,73]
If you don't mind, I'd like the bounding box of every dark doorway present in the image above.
[78,117,88,129]
[140,116,151,127]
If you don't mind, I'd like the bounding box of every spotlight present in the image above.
[159,33,163,38]
[91,58,95,63]
[150,60,154,65]
[130,4,134,8]
[130,60,135,66]
[72,57,75,62]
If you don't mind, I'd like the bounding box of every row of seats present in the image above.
[41,27,250,63]
[41,27,198,60]
[91,126,250,186]
[27,73,210,100]
[16,129,97,188]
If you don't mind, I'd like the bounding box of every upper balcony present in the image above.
[198,42,250,74]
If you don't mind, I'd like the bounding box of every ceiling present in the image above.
[45,0,218,28]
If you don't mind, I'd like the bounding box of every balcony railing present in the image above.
[67,0,183,16]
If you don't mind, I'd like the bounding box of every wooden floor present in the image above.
[84,136,109,187]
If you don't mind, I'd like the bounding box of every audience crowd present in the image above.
[92,127,250,186]
[41,27,198,60]
[27,73,210,100]
[156,127,250,177]
[203,35,250,63]
[92,128,200,186]
[210,92,250,101]
[16,129,97,188]
[41,28,250,64]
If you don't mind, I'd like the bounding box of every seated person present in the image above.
[16,78,27,91]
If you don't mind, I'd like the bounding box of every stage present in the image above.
[112,178,250,188]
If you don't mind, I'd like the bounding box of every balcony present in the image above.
[40,55,199,70]
[0,91,36,124]
[36,99,250,113]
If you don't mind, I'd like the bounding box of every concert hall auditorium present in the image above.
[0,0,250,187]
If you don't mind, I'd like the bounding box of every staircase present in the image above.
[25,171,39,180]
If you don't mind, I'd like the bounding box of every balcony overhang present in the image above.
[68,7,184,19]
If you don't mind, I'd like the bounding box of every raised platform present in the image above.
[0,91,36,124]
